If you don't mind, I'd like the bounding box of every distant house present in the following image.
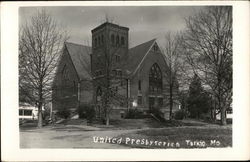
[52,22,179,120]
[19,102,44,120]
[216,108,233,120]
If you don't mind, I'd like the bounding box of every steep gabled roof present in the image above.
[65,42,92,80]
[124,39,156,75]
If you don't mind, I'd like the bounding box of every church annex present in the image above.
[52,22,179,120]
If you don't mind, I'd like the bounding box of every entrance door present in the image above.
[149,97,155,110]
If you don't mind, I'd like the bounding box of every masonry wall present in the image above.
[52,47,80,112]
[129,44,179,119]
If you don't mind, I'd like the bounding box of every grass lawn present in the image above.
[114,126,232,149]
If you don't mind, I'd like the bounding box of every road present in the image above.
[20,125,140,148]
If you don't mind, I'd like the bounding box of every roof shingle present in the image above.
[124,39,156,75]
[64,39,156,79]
[65,42,92,80]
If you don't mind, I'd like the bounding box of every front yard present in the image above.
[114,126,232,148]
[20,118,232,148]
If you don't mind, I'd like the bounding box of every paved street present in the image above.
[20,124,140,148]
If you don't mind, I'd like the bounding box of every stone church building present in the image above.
[52,22,179,120]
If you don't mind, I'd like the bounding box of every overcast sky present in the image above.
[19,6,203,48]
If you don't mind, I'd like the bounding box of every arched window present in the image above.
[116,35,120,45]
[149,63,162,93]
[121,36,125,45]
[62,65,70,86]
[111,34,115,45]
[96,87,102,102]
[101,35,104,44]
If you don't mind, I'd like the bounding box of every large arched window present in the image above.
[149,63,162,93]
[62,65,70,86]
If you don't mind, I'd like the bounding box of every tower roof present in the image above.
[91,22,129,33]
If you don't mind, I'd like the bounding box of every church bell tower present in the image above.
[91,22,129,78]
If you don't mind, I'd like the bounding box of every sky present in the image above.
[19,6,203,48]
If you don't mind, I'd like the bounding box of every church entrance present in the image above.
[149,97,155,110]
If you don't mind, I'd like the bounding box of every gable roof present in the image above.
[65,42,92,80]
[124,39,156,76]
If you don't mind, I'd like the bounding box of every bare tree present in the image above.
[19,10,68,127]
[77,36,129,126]
[94,43,129,125]
[182,6,232,125]
[162,32,183,119]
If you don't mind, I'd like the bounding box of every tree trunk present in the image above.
[37,85,43,128]
[169,84,173,120]
[37,109,43,128]
[106,114,110,126]
[221,106,227,125]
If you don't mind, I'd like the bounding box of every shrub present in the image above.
[78,104,96,123]
[174,110,185,120]
[78,105,86,119]
[57,107,71,119]
[149,108,163,118]
[125,109,144,119]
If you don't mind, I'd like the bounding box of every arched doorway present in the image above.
[148,63,163,109]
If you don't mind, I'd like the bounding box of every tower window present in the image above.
[95,38,97,47]
[116,35,120,45]
[98,36,101,46]
[121,36,125,45]
[101,35,104,44]
[111,34,115,45]
[112,69,116,76]
[115,55,120,62]
[138,80,141,91]
[117,70,122,78]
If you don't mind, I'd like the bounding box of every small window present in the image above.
[138,80,141,91]
[158,98,163,107]
[19,109,23,115]
[117,70,122,78]
[121,36,125,45]
[153,44,158,51]
[116,35,120,45]
[111,34,115,45]
[112,69,116,75]
[115,55,120,62]
[138,96,142,105]
[24,110,32,116]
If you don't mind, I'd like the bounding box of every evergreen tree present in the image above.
[187,74,210,118]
